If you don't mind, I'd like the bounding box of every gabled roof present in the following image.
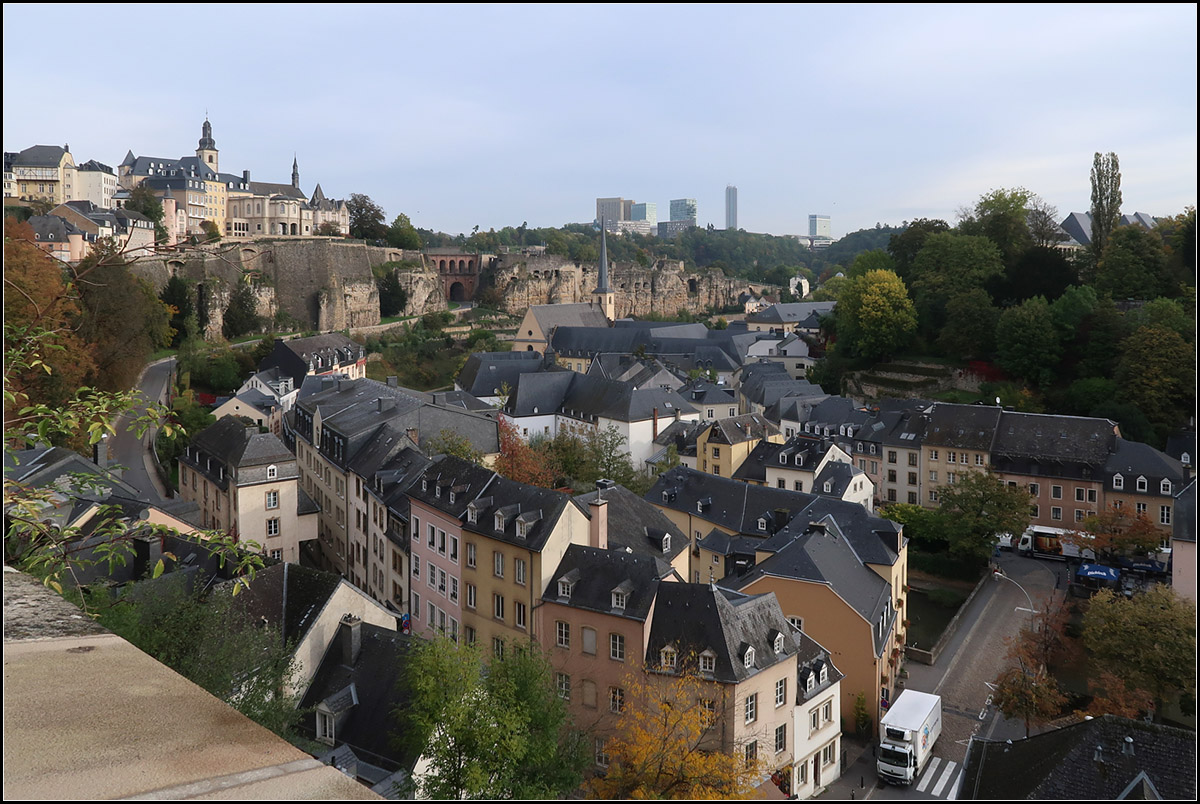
[923,403,1002,451]
[958,715,1195,800]
[1103,438,1187,483]
[991,411,1116,466]
[543,544,673,622]
[745,301,836,325]
[529,303,610,333]
[459,473,573,553]
[574,484,688,563]
[794,629,844,703]
[235,562,344,648]
[507,371,696,423]
[13,145,70,166]
[706,413,780,446]
[645,584,797,684]
[248,180,306,200]
[456,350,545,398]
[189,416,293,471]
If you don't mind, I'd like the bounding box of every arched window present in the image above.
[266,465,277,479]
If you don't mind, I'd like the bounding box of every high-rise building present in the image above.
[670,198,697,223]
[596,197,627,225]
[725,185,737,230]
[631,202,657,225]
[809,214,831,239]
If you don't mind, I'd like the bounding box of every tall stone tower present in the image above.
[292,155,300,189]
[593,221,616,322]
[196,118,218,171]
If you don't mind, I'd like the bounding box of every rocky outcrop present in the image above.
[491,255,749,317]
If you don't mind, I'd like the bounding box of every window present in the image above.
[700,651,716,673]
[822,743,836,766]
[1136,476,1148,492]
[1029,482,1040,496]
[712,447,720,458]
[514,557,526,585]
[317,710,335,743]
[929,490,939,503]
[1075,509,1085,522]
[1161,505,1172,525]
[776,677,787,707]
[595,738,609,768]
[610,687,625,713]
[582,626,597,655]
[464,625,475,645]
[1075,487,1086,502]
[558,579,573,598]
[908,453,918,466]
[266,464,277,480]
[412,591,420,616]
[745,693,757,724]
[1051,507,1062,521]
[610,633,625,661]
[887,470,897,483]
[466,583,476,609]
[556,621,570,648]
[612,589,628,609]
[266,518,279,537]
[427,562,436,589]
[909,492,918,504]
[556,672,571,700]
[787,616,803,632]
[908,472,917,486]
[1051,485,1062,499]
[778,478,786,489]
[975,454,985,466]
[796,761,807,786]
[493,551,504,577]
[823,700,833,722]
[870,461,878,474]
[775,724,787,753]
[450,577,458,603]
[810,709,820,731]
[438,529,446,555]
[515,601,527,629]
[1136,502,1147,516]
[493,637,504,658]
[744,647,755,669]
[493,594,505,621]
[466,542,476,568]
[948,452,956,463]
[428,523,435,547]
[438,568,446,595]
[1031,505,1039,518]
[265,490,279,509]
[888,450,897,464]
[929,450,939,461]
[745,741,758,767]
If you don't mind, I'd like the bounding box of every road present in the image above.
[866,550,1063,800]
[108,358,176,503]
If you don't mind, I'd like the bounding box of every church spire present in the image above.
[593,220,615,322]
[292,154,300,189]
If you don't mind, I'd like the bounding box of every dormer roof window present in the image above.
[661,533,671,554]
[805,672,815,692]
[824,480,833,493]
[743,646,755,669]
[660,645,677,670]
[819,662,828,683]
[757,517,768,531]
[1136,476,1148,492]
[495,511,505,531]
[421,478,428,492]
[700,650,716,674]
[1113,473,1123,490]
[1160,479,1172,495]
[449,490,456,504]
[559,579,572,597]
[773,631,785,654]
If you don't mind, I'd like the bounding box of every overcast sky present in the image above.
[4,4,1196,238]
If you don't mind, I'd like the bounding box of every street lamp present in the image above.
[992,567,1037,622]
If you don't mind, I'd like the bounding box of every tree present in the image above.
[159,275,196,348]
[222,281,261,339]
[1093,224,1169,300]
[424,428,484,464]
[1081,586,1195,714]
[395,635,587,799]
[835,269,917,361]
[386,213,422,250]
[908,233,1004,336]
[1027,197,1066,248]
[125,184,168,243]
[585,663,766,799]
[1114,325,1194,431]
[935,470,1031,566]
[1089,152,1122,265]
[373,263,409,318]
[992,592,1072,737]
[937,289,998,360]
[1068,506,1167,562]
[494,418,558,488]
[846,249,895,279]
[994,296,1060,389]
[957,187,1035,269]
[346,193,387,241]
[315,221,342,237]
[199,219,221,243]
[887,218,950,281]
[993,662,1067,739]
[583,425,638,488]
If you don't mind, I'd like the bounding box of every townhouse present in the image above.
[735,434,874,510]
[695,413,783,478]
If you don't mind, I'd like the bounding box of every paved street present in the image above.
[852,550,1063,800]
[108,357,176,503]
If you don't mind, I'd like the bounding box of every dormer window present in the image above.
[612,590,627,609]
[795,455,803,466]
[467,505,478,524]
[806,673,815,692]
[422,478,428,492]
[1183,452,1191,465]
[1113,474,1123,490]
[758,517,768,531]
[774,633,785,654]
[449,490,456,504]
[495,512,504,531]
[824,481,833,493]
[743,647,755,669]
[779,453,787,464]
[819,663,828,683]
[856,443,863,453]
[435,484,442,498]
[558,579,572,598]
[660,646,676,670]
[516,520,529,540]
[662,490,670,502]
[697,500,704,514]
[661,534,670,554]
[1160,479,1172,495]
[700,650,716,674]
[1136,476,1148,492]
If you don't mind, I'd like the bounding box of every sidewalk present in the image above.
[815,736,877,800]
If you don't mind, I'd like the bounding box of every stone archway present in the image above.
[449,281,467,302]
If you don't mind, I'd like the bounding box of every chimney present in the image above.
[406,427,419,446]
[242,170,250,183]
[387,376,398,387]
[589,498,609,550]
[321,377,335,392]
[378,397,395,412]
[92,434,109,470]
[653,407,659,440]
[1123,736,1134,756]
[341,613,362,666]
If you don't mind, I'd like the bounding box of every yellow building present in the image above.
[696,414,783,478]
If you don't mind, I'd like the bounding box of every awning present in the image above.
[1077,563,1120,581]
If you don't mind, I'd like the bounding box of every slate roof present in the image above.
[853,407,929,448]
[430,390,493,412]
[455,350,545,398]
[506,370,574,416]
[248,180,307,200]
[923,403,1002,451]
[991,411,1117,466]
[958,715,1195,800]
[804,396,874,432]
[1163,431,1195,468]
[76,159,114,174]
[1059,212,1093,247]
[745,301,836,326]
[706,414,780,445]
[574,484,688,563]
[813,460,857,498]
[506,371,696,424]
[645,584,797,684]
[529,302,611,332]
[28,214,84,242]
[13,144,70,166]
[261,334,365,388]
[543,544,673,622]
[234,563,344,648]
[458,473,573,554]
[187,417,293,475]
[1103,438,1188,486]
[678,378,738,409]
[299,621,415,772]
[794,630,844,704]
[738,361,826,410]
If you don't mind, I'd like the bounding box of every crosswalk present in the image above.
[914,756,962,799]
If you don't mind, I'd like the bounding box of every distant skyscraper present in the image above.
[725,185,738,230]
[631,202,657,225]
[596,197,627,225]
[809,214,831,239]
[670,198,698,223]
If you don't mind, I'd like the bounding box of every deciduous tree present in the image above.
[1114,325,1194,430]
[424,428,484,465]
[585,663,766,799]
[346,193,387,241]
[936,470,1031,566]
[386,212,422,250]
[1067,506,1163,562]
[835,269,917,361]
[994,296,1060,389]
[908,233,1004,336]
[494,418,558,488]
[125,184,168,243]
[1094,224,1168,300]
[1089,152,1122,264]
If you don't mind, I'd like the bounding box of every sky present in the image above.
[4,4,1196,239]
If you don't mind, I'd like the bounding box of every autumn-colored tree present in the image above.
[1084,671,1154,720]
[494,417,558,488]
[992,661,1067,738]
[586,664,766,800]
[1066,505,1163,561]
[992,592,1071,737]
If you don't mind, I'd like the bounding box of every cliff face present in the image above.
[131,239,446,337]
[491,255,747,317]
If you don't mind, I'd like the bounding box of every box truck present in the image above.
[877,689,942,785]
[1016,525,1095,562]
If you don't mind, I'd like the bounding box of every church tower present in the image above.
[292,155,300,189]
[593,221,616,322]
[196,118,218,172]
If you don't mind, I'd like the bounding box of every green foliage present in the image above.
[994,296,1060,388]
[887,218,950,280]
[395,635,587,799]
[421,311,453,331]
[908,232,1005,337]
[159,275,196,348]
[315,221,342,236]
[425,429,484,464]
[854,691,871,738]
[347,193,387,241]
[375,266,409,318]
[935,470,1032,567]
[1089,152,1122,265]
[997,246,1076,306]
[835,269,917,361]
[810,274,849,302]
[222,282,261,339]
[937,289,998,360]
[957,187,1035,269]
[125,184,168,243]
[199,219,221,243]
[100,577,304,737]
[154,392,216,484]
[846,249,895,278]
[386,213,422,249]
[1114,325,1195,433]
[1125,297,1194,343]
[1081,586,1195,712]
[1094,224,1168,300]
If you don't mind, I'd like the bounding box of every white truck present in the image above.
[877,689,942,785]
[1017,525,1095,562]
